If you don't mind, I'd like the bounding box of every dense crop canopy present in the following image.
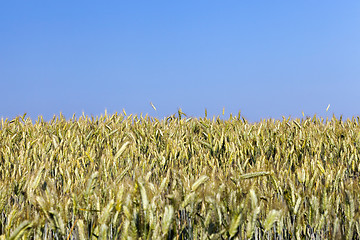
[0,112,360,239]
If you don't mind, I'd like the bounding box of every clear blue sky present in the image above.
[1,1,359,121]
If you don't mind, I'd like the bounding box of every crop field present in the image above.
[1,112,360,239]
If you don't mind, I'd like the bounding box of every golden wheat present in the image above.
[0,113,359,239]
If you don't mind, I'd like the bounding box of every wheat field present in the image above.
[1,111,360,239]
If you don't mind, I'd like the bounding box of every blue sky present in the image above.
[1,1,359,121]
